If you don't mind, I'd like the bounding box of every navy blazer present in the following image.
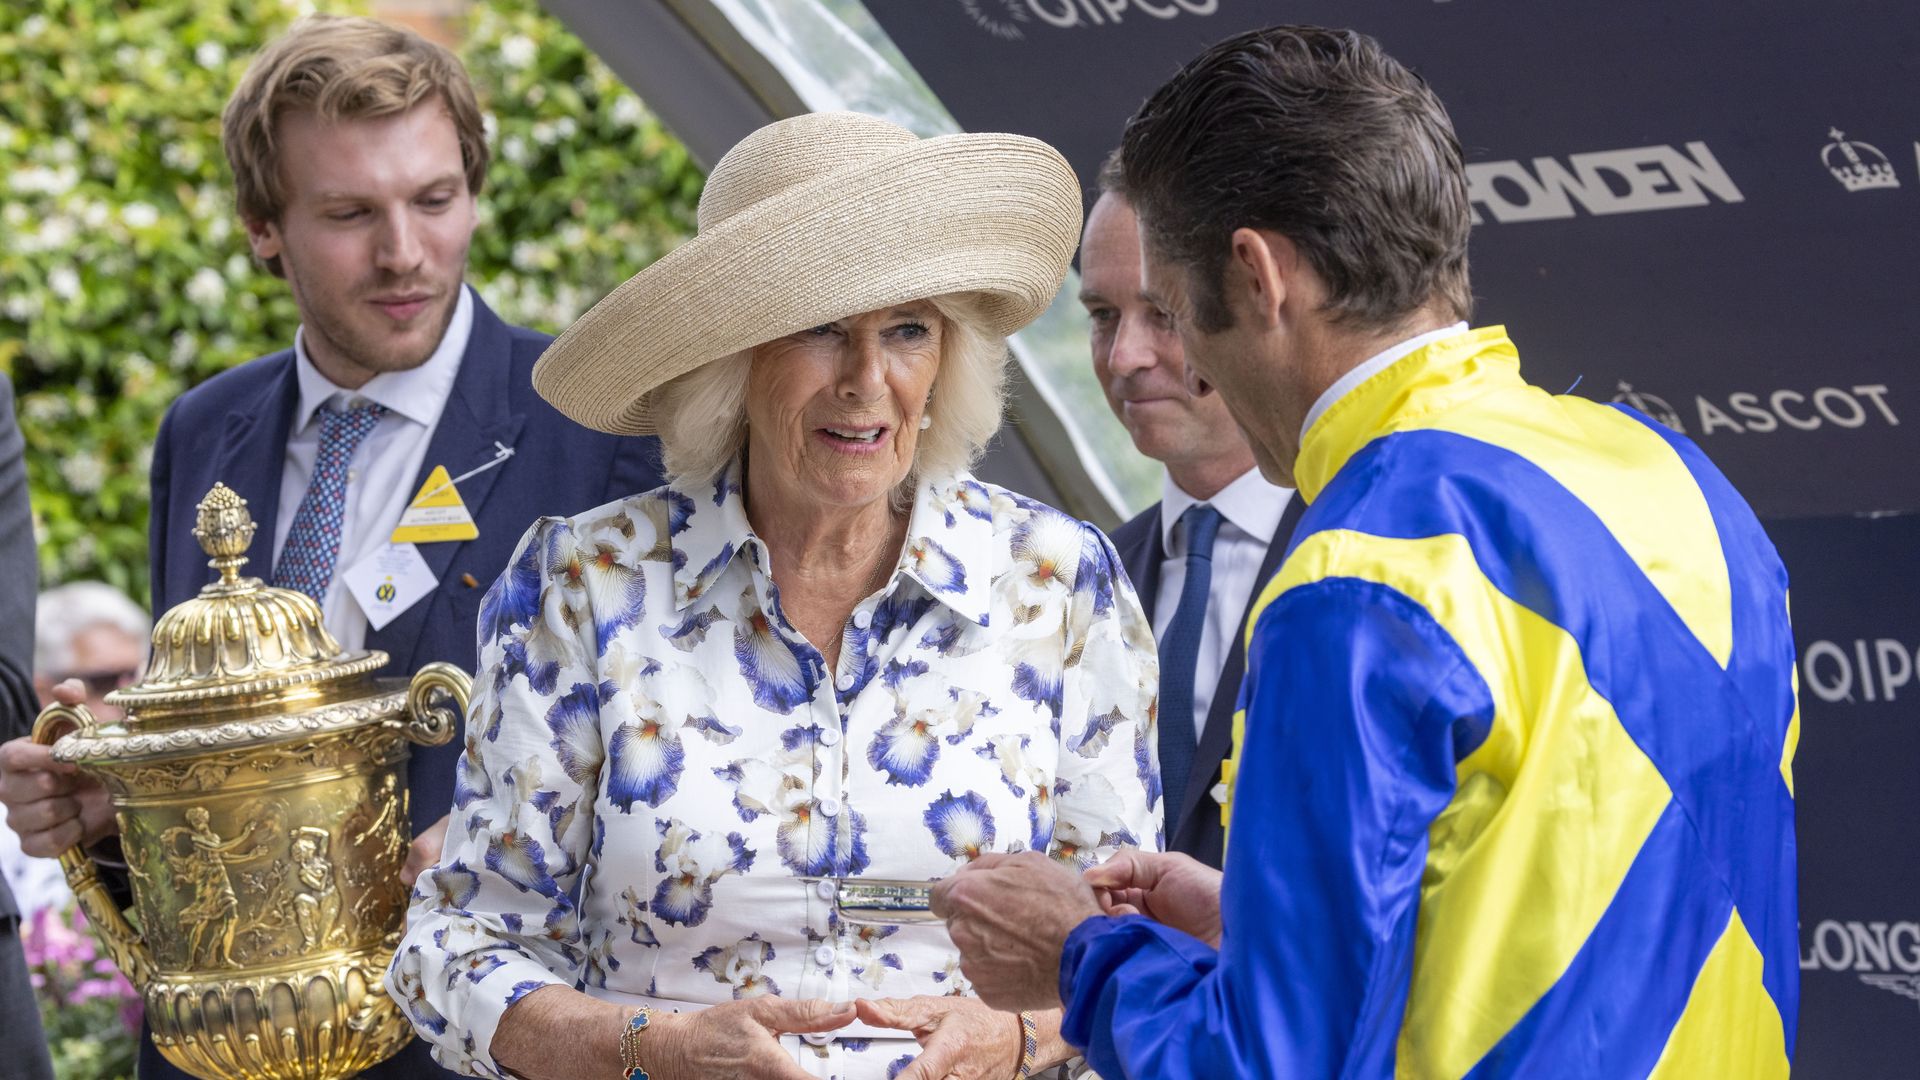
[1111,491,1304,870]
[141,295,662,1079]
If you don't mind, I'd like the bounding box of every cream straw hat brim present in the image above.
[533,112,1084,435]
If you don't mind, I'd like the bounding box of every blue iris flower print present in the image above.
[430,859,481,910]
[677,543,734,608]
[548,532,647,654]
[682,712,742,744]
[776,798,869,877]
[484,829,560,897]
[615,885,661,947]
[449,951,509,988]
[662,488,697,535]
[850,924,903,989]
[452,732,492,810]
[903,536,967,596]
[1027,779,1057,852]
[607,709,687,811]
[692,934,778,998]
[710,467,742,508]
[659,603,725,652]
[1012,661,1065,721]
[546,681,613,787]
[513,604,581,695]
[924,790,996,861]
[394,956,449,1035]
[1076,535,1117,616]
[1131,708,1161,812]
[505,979,549,1008]
[734,605,810,714]
[888,1054,917,1079]
[1068,706,1125,759]
[868,706,941,787]
[650,817,755,927]
[479,537,543,640]
[584,928,621,989]
[933,478,995,527]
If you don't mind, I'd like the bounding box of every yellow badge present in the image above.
[390,465,480,544]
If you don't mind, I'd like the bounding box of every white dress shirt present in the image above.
[391,463,1161,1079]
[272,286,473,651]
[1154,467,1294,741]
[1301,321,1469,439]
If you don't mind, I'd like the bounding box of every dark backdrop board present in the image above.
[1768,513,1920,1080]
[862,2,1920,1074]
[866,0,1920,520]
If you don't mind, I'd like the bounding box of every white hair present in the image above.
[650,293,1009,499]
[34,581,150,677]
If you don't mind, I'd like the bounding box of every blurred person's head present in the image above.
[1080,150,1255,501]
[222,15,487,390]
[33,581,150,721]
[1120,26,1471,485]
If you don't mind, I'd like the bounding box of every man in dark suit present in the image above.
[0,373,55,1080]
[1081,155,1302,868]
[0,17,660,1078]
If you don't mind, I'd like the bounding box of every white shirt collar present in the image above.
[1300,321,1469,441]
[1158,466,1291,553]
[290,284,473,432]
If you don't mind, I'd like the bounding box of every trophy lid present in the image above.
[107,483,388,729]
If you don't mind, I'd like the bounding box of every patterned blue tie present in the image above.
[272,401,386,602]
[1157,503,1221,831]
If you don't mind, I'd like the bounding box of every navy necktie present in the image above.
[272,401,387,602]
[1158,503,1221,833]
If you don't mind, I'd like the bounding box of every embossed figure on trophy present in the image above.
[352,773,409,866]
[164,806,271,968]
[292,826,345,950]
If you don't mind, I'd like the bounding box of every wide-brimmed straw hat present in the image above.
[532,111,1084,435]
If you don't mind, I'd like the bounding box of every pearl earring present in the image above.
[919,413,933,430]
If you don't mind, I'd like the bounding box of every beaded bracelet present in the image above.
[1015,1010,1039,1079]
[618,1005,653,1080]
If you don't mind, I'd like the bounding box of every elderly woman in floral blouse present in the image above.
[387,112,1161,1080]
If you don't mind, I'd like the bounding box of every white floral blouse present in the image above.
[388,463,1162,1079]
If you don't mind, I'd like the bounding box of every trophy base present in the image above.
[146,953,412,1080]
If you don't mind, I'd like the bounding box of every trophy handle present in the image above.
[30,704,157,990]
[403,662,469,748]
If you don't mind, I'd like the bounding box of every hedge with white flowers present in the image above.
[3,0,703,602]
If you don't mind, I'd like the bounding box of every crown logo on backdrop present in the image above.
[1823,128,1900,191]
[1610,381,1685,434]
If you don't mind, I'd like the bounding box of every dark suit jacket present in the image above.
[1112,490,1305,870]
[141,294,662,1079]
[0,373,54,1080]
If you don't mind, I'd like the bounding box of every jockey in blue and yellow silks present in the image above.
[1056,325,1800,1078]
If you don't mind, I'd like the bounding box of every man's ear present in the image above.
[1226,227,1296,330]
[244,215,282,264]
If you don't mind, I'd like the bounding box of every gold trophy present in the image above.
[31,484,469,1079]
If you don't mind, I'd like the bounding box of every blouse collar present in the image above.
[670,460,996,627]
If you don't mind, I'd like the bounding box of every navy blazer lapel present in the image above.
[211,357,298,586]
[1118,506,1165,623]
[1173,491,1308,840]
[367,298,524,673]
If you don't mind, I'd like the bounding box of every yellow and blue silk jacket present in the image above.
[1059,327,1798,1078]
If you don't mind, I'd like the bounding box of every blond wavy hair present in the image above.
[651,294,1008,500]
[221,15,489,276]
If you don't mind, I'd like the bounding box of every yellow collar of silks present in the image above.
[1293,326,1522,504]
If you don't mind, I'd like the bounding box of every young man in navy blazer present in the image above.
[1082,154,1302,869]
[0,17,661,1078]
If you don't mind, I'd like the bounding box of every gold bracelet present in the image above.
[618,1005,653,1080]
[1015,1010,1039,1079]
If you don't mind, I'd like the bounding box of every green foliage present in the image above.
[1,0,703,603]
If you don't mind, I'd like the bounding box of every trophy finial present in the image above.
[192,483,256,584]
